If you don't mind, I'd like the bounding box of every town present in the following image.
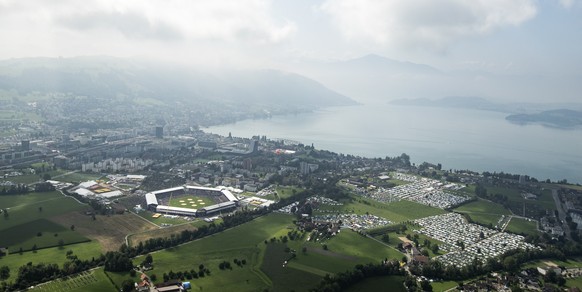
[2,116,582,292]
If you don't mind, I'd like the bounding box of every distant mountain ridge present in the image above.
[339,54,442,75]
[0,56,357,108]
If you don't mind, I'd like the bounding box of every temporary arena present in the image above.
[145,185,238,217]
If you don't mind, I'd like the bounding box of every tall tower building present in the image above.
[155,126,164,139]
[21,140,30,151]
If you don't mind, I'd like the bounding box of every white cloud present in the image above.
[0,0,296,45]
[320,0,537,50]
[559,0,575,8]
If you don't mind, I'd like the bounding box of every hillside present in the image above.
[0,56,356,109]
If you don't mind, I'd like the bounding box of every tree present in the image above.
[0,266,9,280]
[382,234,390,243]
[475,184,488,197]
[502,256,518,271]
[420,280,433,291]
[145,254,153,265]
[121,279,134,292]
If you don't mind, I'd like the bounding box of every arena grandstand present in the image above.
[145,185,238,217]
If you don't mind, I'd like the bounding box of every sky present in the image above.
[0,0,581,102]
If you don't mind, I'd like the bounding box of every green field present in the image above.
[1,219,89,252]
[260,243,322,291]
[505,217,539,236]
[369,225,444,258]
[455,199,511,215]
[284,230,405,277]
[0,174,43,184]
[0,241,103,283]
[275,186,303,200]
[431,280,460,291]
[31,268,116,292]
[567,277,582,290]
[344,276,406,292]
[0,192,89,252]
[485,185,556,211]
[454,199,511,227]
[118,212,407,291]
[315,196,446,223]
[167,195,214,209]
[122,213,296,291]
[322,230,402,261]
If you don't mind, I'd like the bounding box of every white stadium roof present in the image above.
[220,189,238,202]
[75,188,95,197]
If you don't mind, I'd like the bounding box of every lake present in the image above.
[206,104,582,183]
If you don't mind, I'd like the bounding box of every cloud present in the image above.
[0,0,296,44]
[58,11,183,41]
[559,0,575,8]
[320,0,537,50]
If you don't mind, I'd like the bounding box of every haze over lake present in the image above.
[207,104,582,184]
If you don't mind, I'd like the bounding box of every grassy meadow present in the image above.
[31,268,116,292]
[0,241,103,283]
[0,192,90,252]
[315,196,446,223]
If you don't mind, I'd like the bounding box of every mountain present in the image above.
[291,53,582,105]
[506,109,582,128]
[292,54,456,102]
[336,54,442,75]
[0,56,357,108]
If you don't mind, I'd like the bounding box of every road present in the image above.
[551,188,571,240]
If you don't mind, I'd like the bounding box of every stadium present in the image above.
[145,185,238,217]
